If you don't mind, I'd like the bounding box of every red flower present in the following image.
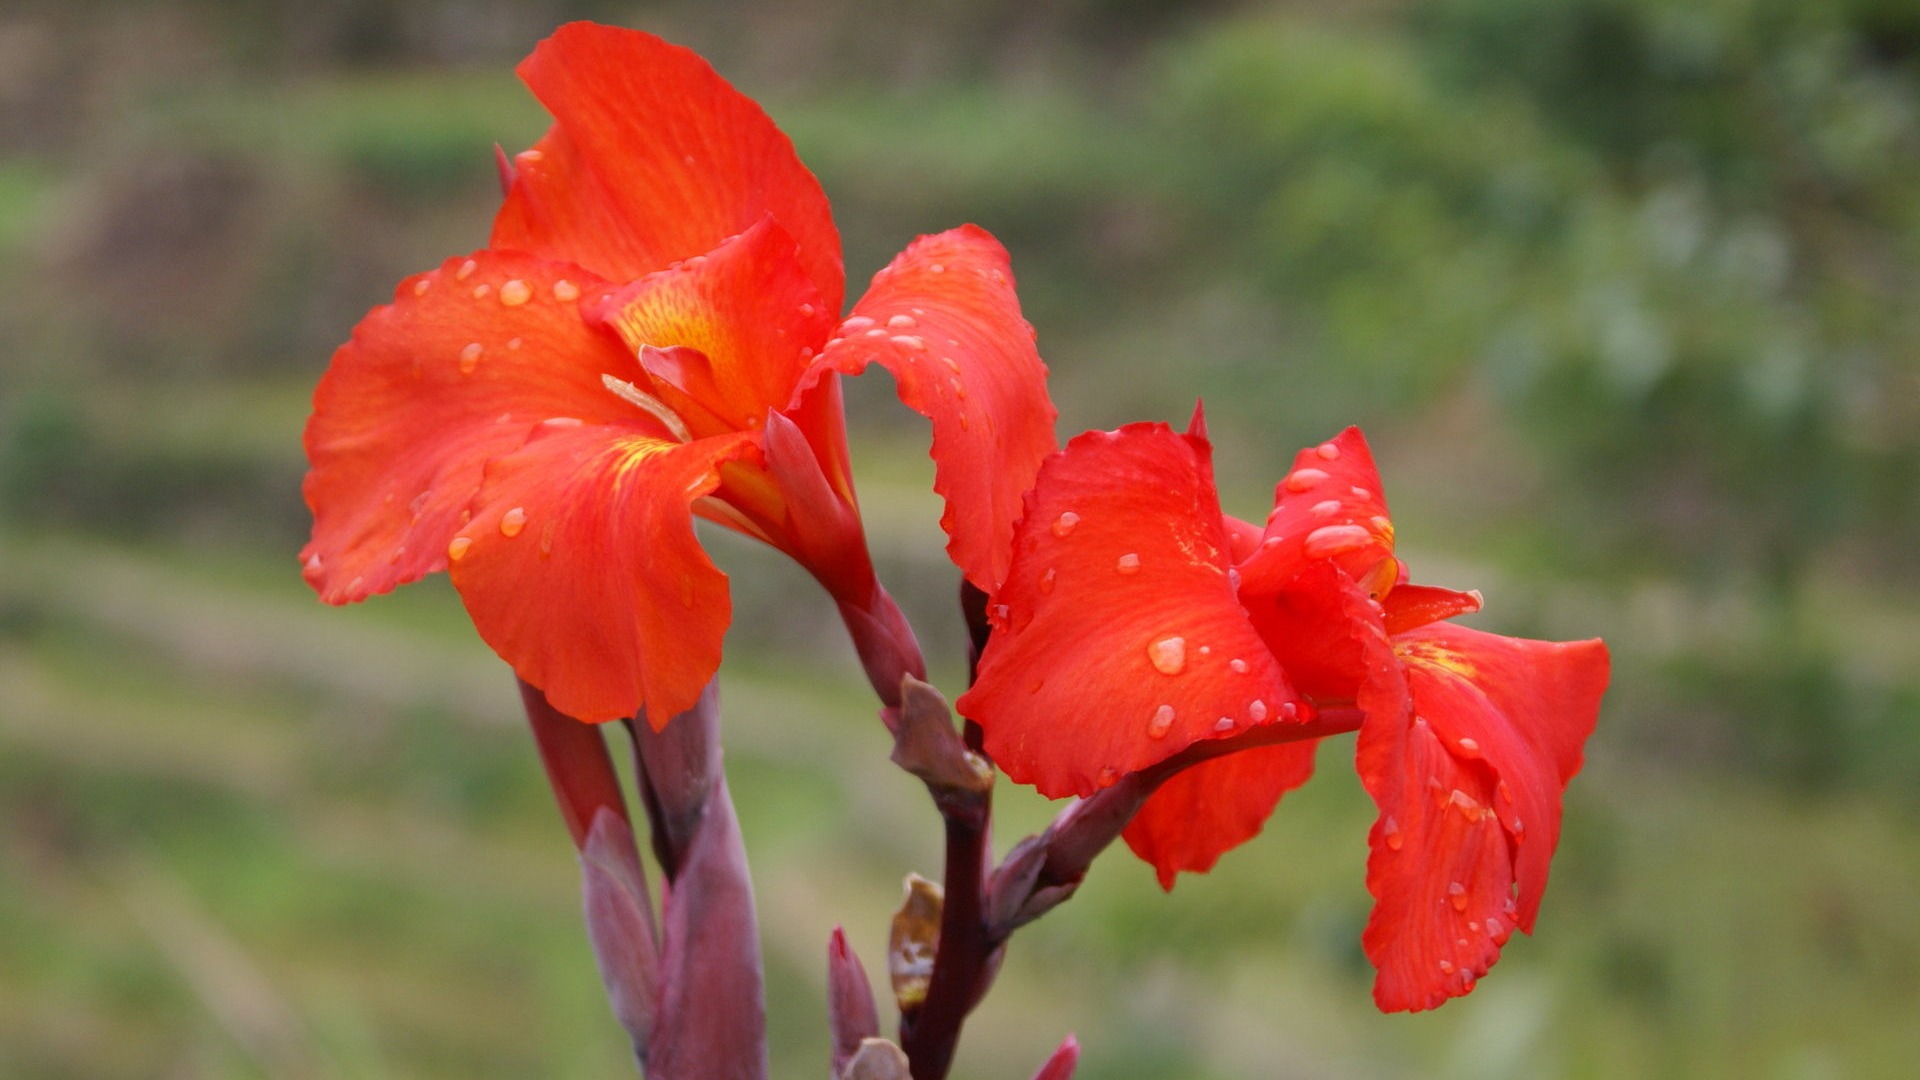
[957,416,1607,1011]
[301,24,1056,724]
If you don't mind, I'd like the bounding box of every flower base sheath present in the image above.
[301,23,1055,725]
[959,416,1608,1011]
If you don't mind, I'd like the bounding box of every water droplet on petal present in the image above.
[1485,916,1504,938]
[1228,657,1249,674]
[508,337,523,350]
[888,314,917,329]
[842,315,876,332]
[1284,468,1330,492]
[1448,882,1469,911]
[1148,705,1175,738]
[539,520,557,557]
[1098,765,1118,785]
[447,536,472,561]
[1316,442,1341,461]
[302,552,323,576]
[551,279,580,303]
[865,328,888,338]
[1051,511,1079,538]
[1310,499,1342,518]
[455,259,477,281]
[1304,524,1373,558]
[1498,780,1515,804]
[499,279,531,306]
[1438,960,1455,975]
[1457,737,1480,756]
[1115,553,1141,574]
[1383,816,1404,850]
[892,334,927,351]
[500,507,528,538]
[798,302,816,317]
[940,355,961,373]
[413,278,432,297]
[471,283,492,300]
[930,263,946,274]
[1038,568,1056,594]
[1249,699,1268,722]
[1350,486,1372,500]
[459,343,483,374]
[1214,716,1235,733]
[1146,636,1187,675]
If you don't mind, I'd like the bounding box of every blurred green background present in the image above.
[3,0,1918,1077]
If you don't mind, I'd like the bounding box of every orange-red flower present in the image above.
[301,23,1056,724]
[957,416,1607,1011]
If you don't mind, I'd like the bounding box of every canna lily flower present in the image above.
[301,23,1056,724]
[956,415,1607,1011]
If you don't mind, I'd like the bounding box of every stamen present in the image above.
[602,374,693,442]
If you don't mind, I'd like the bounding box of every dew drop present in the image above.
[1304,524,1373,558]
[471,283,492,300]
[1197,645,1211,656]
[552,279,580,303]
[1284,468,1330,492]
[1350,486,1372,500]
[1316,442,1341,461]
[888,314,917,330]
[1115,553,1141,574]
[1498,780,1515,805]
[518,148,544,164]
[302,552,323,576]
[798,302,816,317]
[1148,705,1175,738]
[1038,567,1056,594]
[1457,737,1481,756]
[1228,657,1249,674]
[930,263,946,274]
[1146,636,1187,675]
[1051,511,1079,538]
[842,315,876,332]
[499,279,532,306]
[539,520,557,557]
[1282,701,1298,719]
[447,536,472,561]
[508,337,523,350]
[1449,884,1469,912]
[892,334,927,351]
[865,328,889,339]
[1249,699,1268,722]
[1310,500,1342,518]
[1485,916,1504,938]
[1214,716,1235,733]
[948,376,966,400]
[1383,816,1404,850]
[1098,765,1119,786]
[1457,937,1470,949]
[500,507,528,538]
[1438,960,1455,975]
[459,343,483,374]
[413,278,432,297]
[541,417,584,429]
[1468,921,1481,933]
[455,259,477,281]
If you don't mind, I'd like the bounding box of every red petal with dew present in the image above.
[448,422,756,725]
[1394,623,1609,930]
[1122,740,1320,889]
[587,217,836,436]
[493,22,843,310]
[813,226,1056,592]
[1240,427,1396,598]
[301,252,638,604]
[1359,710,1517,1013]
[957,423,1302,798]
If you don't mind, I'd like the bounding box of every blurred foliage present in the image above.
[3,0,1919,1077]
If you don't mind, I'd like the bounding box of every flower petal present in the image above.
[1382,583,1483,637]
[1240,427,1396,598]
[447,422,757,725]
[813,226,1057,592]
[587,217,835,435]
[493,22,843,310]
[958,423,1303,798]
[1359,712,1517,1013]
[301,251,637,604]
[1394,623,1609,930]
[1122,740,1320,889]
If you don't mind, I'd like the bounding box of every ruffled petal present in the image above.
[1239,558,1379,701]
[587,218,835,435]
[1122,740,1320,889]
[1240,427,1396,598]
[958,423,1303,798]
[447,422,757,725]
[1394,623,1609,929]
[301,251,637,604]
[492,22,843,310]
[813,226,1056,592]
[1359,713,1517,1013]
